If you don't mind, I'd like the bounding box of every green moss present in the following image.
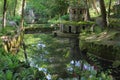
[80,29,120,61]
[109,18,120,29]
[48,20,95,26]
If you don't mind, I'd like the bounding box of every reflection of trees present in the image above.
[26,34,70,76]
[25,34,113,79]
[69,37,81,61]
[44,38,70,75]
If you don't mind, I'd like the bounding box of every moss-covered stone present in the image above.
[49,20,95,26]
[109,18,120,30]
[80,30,120,61]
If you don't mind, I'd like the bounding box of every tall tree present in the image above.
[108,0,112,17]
[2,0,7,28]
[20,0,25,28]
[91,0,99,14]
[84,0,91,21]
[13,0,18,16]
[99,0,107,27]
[21,0,28,64]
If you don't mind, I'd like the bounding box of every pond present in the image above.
[22,33,113,80]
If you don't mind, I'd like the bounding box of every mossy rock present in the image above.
[80,31,120,61]
[109,18,120,30]
[80,41,120,61]
[48,20,95,26]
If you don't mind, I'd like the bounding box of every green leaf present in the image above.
[6,70,13,80]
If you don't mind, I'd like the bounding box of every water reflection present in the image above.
[25,34,113,80]
[69,38,81,61]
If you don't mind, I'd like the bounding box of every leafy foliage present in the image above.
[0,53,46,80]
[0,0,120,79]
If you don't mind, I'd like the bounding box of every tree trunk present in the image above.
[84,0,91,21]
[20,0,25,28]
[99,0,107,27]
[92,0,99,14]
[22,41,29,64]
[2,0,7,28]
[108,0,112,18]
[13,0,18,16]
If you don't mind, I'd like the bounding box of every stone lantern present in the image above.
[59,1,87,34]
[69,6,85,21]
[68,6,86,33]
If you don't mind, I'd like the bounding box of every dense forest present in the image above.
[0,0,120,80]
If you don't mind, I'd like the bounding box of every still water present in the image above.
[24,33,113,80]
